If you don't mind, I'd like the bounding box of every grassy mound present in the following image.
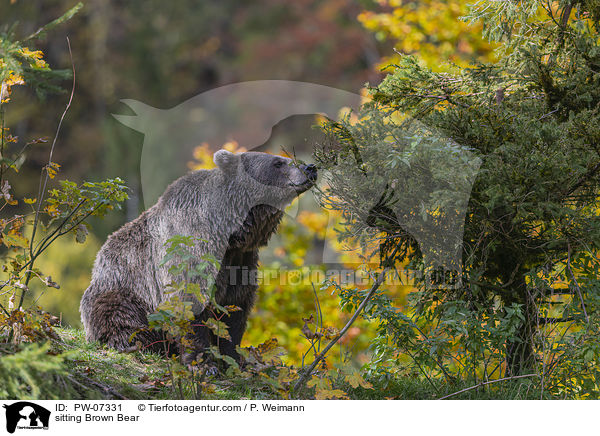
[0,328,547,400]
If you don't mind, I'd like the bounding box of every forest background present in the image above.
[1,0,493,365]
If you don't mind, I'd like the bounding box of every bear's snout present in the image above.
[300,163,318,182]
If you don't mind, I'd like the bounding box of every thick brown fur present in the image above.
[80,151,316,361]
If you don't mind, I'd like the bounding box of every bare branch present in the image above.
[567,242,589,323]
[21,36,75,308]
[293,267,390,393]
[438,373,540,400]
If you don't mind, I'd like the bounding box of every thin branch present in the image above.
[33,198,86,254]
[1,98,5,185]
[311,281,323,354]
[405,347,440,394]
[29,36,75,257]
[438,373,540,400]
[293,266,390,393]
[0,205,86,294]
[407,319,456,382]
[559,160,600,201]
[21,37,75,308]
[566,242,589,323]
[4,138,48,174]
[538,316,578,324]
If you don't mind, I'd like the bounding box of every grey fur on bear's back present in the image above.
[80,150,315,357]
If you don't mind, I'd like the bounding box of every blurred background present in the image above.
[1,0,492,365]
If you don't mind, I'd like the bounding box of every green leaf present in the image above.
[75,223,88,243]
[25,3,84,41]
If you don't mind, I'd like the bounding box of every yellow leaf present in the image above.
[23,197,37,204]
[204,318,231,340]
[315,387,349,400]
[345,370,373,390]
[224,304,242,312]
[257,338,279,354]
[6,72,25,87]
[45,204,59,217]
[3,232,29,248]
[46,162,60,179]
[20,47,44,59]
[277,367,297,383]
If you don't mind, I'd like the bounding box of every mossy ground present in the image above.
[10,328,544,400]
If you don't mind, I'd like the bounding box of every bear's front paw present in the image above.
[183,352,220,377]
[203,365,219,376]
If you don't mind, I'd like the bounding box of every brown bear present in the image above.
[80,150,317,361]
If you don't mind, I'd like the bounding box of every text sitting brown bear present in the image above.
[80,150,317,362]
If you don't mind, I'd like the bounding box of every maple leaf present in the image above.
[204,318,231,340]
[344,370,373,389]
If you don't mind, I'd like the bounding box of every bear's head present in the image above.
[213,150,317,210]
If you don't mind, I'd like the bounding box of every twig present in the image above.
[1,98,5,185]
[29,36,75,259]
[65,373,127,400]
[22,36,75,308]
[293,266,390,393]
[311,282,323,353]
[538,316,578,324]
[405,346,440,394]
[438,373,540,400]
[566,242,589,323]
[538,108,559,121]
[33,198,86,254]
[406,318,456,383]
[0,301,9,316]
[292,238,404,394]
[300,336,319,368]
[560,160,600,201]
[0,203,96,295]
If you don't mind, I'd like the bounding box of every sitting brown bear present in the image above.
[80,150,317,361]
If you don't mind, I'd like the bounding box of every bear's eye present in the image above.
[273,160,285,168]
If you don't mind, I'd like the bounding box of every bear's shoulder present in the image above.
[102,208,153,252]
[157,169,215,208]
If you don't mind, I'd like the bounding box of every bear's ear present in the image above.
[214,149,240,175]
